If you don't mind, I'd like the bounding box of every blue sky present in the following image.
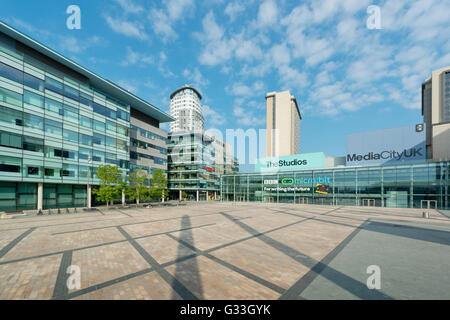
[1,0,450,169]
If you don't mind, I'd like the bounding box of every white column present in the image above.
[206,191,209,201]
[196,190,199,202]
[122,189,125,206]
[179,190,182,201]
[37,183,43,211]
[87,185,92,208]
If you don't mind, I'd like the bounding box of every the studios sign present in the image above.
[256,152,325,172]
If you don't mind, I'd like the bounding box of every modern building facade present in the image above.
[223,121,450,210]
[222,161,449,209]
[0,22,173,212]
[169,85,204,132]
[266,90,301,157]
[167,131,238,201]
[130,108,168,178]
[422,66,450,162]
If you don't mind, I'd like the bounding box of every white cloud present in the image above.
[225,2,245,21]
[233,105,265,127]
[113,0,144,14]
[257,0,278,28]
[117,80,138,93]
[121,47,154,66]
[104,15,148,40]
[59,36,103,54]
[165,0,194,20]
[183,68,209,89]
[277,65,308,89]
[203,105,226,126]
[149,0,195,41]
[235,37,263,61]
[270,43,291,67]
[196,11,236,66]
[228,82,265,97]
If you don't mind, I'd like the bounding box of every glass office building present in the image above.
[0,22,173,211]
[168,131,238,201]
[221,161,450,210]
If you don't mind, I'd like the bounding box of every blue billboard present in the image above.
[346,124,426,166]
[255,152,325,172]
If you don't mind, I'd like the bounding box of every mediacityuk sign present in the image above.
[346,124,426,166]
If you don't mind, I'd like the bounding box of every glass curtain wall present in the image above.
[221,162,450,210]
[0,31,132,211]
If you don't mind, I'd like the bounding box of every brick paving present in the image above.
[0,203,449,300]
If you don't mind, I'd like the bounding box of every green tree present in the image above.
[150,169,168,202]
[92,165,121,207]
[126,169,150,206]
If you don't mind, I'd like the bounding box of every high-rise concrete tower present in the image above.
[266,90,302,157]
[169,85,204,133]
[422,65,450,161]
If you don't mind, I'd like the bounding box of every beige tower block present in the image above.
[266,90,301,158]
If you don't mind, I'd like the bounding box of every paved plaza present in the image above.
[0,202,449,300]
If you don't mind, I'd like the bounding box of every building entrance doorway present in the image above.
[362,199,376,207]
[264,196,275,203]
[296,197,311,204]
[421,200,437,209]
[236,195,246,202]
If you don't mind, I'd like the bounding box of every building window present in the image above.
[63,84,79,101]
[0,163,20,173]
[0,105,22,126]
[27,167,39,175]
[63,129,79,143]
[24,90,44,108]
[79,148,92,160]
[45,119,63,136]
[0,155,21,173]
[0,131,22,149]
[63,105,79,122]
[0,87,22,107]
[23,113,44,131]
[79,93,92,108]
[44,168,55,177]
[23,73,44,92]
[80,116,93,129]
[93,133,105,146]
[79,133,92,146]
[45,98,63,115]
[93,120,105,132]
[45,76,64,95]
[0,62,23,84]
[117,108,129,121]
[23,136,44,153]
[92,150,105,162]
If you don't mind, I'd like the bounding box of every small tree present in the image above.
[126,169,149,206]
[182,191,188,201]
[150,169,168,202]
[92,165,121,207]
